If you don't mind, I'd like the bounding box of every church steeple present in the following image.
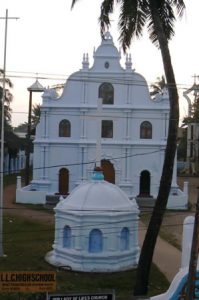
[91,31,122,71]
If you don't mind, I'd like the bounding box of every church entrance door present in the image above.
[139,170,150,197]
[59,168,69,195]
[101,159,115,184]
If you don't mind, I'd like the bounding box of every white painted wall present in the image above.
[16,32,187,209]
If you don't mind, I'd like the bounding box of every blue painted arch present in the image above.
[89,229,103,253]
[63,225,72,248]
[120,227,130,251]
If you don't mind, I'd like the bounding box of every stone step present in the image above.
[45,194,60,207]
[136,197,156,210]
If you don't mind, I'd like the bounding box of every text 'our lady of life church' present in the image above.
[16,32,188,209]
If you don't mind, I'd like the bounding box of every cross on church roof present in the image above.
[82,98,116,167]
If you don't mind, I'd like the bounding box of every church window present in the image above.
[89,229,103,253]
[59,119,71,137]
[140,121,152,139]
[101,120,113,138]
[120,227,130,251]
[63,225,72,248]
[139,170,151,196]
[104,62,109,69]
[99,82,114,104]
[59,168,69,195]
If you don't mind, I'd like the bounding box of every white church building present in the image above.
[16,32,188,209]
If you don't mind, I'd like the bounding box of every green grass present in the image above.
[3,169,32,188]
[0,214,169,300]
[18,203,54,214]
[140,212,181,250]
[4,174,19,187]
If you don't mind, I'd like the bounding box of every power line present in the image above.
[11,111,177,121]
[0,148,165,175]
[2,204,194,214]
[4,70,196,90]
[1,219,193,245]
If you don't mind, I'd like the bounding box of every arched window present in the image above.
[63,225,72,248]
[140,121,152,139]
[101,159,115,184]
[99,82,114,104]
[101,120,113,138]
[139,170,151,196]
[59,168,69,195]
[89,229,103,253]
[120,227,130,251]
[59,119,71,137]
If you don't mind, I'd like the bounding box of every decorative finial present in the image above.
[92,166,104,181]
[82,53,89,69]
[125,53,132,70]
[104,31,112,40]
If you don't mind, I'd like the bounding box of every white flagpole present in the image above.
[0,10,19,257]
[0,9,8,257]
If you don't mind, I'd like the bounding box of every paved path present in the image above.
[139,223,182,282]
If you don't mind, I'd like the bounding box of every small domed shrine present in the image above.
[45,168,140,272]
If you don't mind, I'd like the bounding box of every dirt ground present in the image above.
[4,176,199,249]
[3,184,54,225]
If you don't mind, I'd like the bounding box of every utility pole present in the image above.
[185,187,199,299]
[0,10,19,257]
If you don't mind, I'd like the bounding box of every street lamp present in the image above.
[25,79,44,186]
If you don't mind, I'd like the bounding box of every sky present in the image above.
[0,0,199,127]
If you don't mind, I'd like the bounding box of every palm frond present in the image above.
[150,75,166,95]
[71,0,80,9]
[148,1,175,47]
[0,68,13,88]
[172,0,185,18]
[99,0,115,37]
[5,78,13,88]
[147,0,185,47]
[118,0,147,51]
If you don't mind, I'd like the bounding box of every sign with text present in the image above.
[48,293,114,300]
[0,271,56,293]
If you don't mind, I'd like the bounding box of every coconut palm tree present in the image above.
[31,104,41,128]
[14,104,41,135]
[72,0,185,296]
[150,75,166,96]
[0,69,13,124]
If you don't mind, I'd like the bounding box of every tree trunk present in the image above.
[134,1,179,296]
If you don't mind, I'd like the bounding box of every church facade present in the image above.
[16,32,188,209]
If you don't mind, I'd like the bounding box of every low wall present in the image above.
[16,189,47,204]
[167,194,188,210]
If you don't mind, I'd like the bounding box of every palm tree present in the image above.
[14,104,41,134]
[0,69,13,125]
[0,70,21,161]
[150,75,166,96]
[31,104,41,128]
[72,0,185,296]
